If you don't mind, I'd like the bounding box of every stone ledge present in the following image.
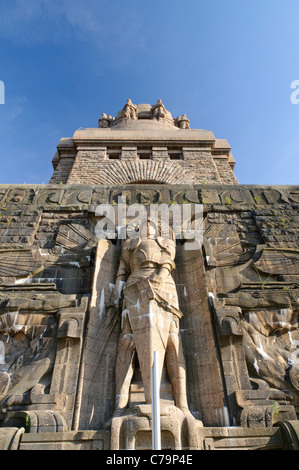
[19,430,110,450]
[17,426,285,450]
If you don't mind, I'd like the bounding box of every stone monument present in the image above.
[0,99,298,450]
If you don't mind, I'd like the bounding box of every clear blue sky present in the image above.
[0,0,298,185]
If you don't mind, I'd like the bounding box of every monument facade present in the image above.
[0,100,298,450]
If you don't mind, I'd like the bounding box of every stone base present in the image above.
[4,422,299,450]
[18,429,109,450]
[108,403,201,450]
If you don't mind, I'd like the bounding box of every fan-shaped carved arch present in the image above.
[88,161,195,185]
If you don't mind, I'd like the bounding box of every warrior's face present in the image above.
[140,220,157,239]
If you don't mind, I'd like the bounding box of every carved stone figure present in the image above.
[151,99,166,120]
[176,114,190,129]
[110,218,192,419]
[0,296,83,417]
[98,113,112,128]
[0,309,56,411]
[121,99,138,120]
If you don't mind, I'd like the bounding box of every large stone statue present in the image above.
[110,218,192,419]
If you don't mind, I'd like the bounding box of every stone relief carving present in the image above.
[212,293,299,427]
[241,307,299,409]
[0,182,298,447]
[0,295,87,430]
[0,299,58,412]
[203,205,299,426]
[0,185,297,210]
[55,221,96,254]
[0,249,44,279]
[108,217,199,423]
[203,219,258,271]
[253,248,299,276]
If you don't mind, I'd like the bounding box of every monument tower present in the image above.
[0,100,298,450]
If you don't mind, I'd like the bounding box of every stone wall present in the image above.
[0,183,298,450]
[49,145,238,185]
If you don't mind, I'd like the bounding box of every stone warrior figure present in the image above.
[110,218,192,419]
[121,99,138,120]
[151,99,166,120]
[176,114,190,129]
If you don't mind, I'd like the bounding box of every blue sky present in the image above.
[0,0,298,185]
